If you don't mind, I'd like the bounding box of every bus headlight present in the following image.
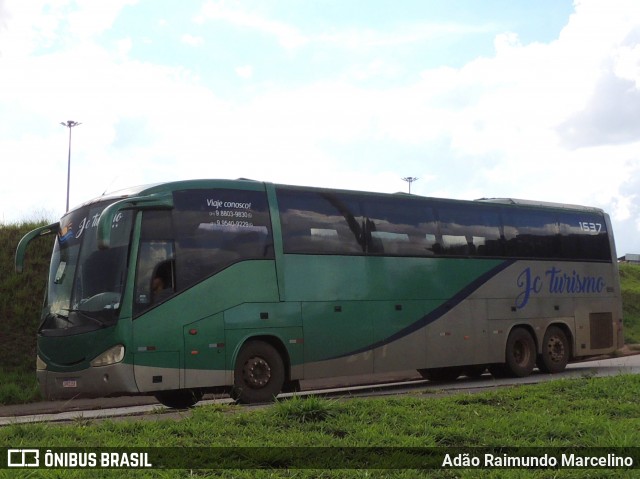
[36,355,47,371]
[91,345,125,367]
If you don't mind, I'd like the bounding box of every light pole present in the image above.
[60,120,81,212]
[401,176,418,194]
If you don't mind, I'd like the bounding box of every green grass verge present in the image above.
[620,263,640,344]
[0,375,639,478]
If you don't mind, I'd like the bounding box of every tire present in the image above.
[154,389,203,409]
[502,327,536,377]
[231,340,285,404]
[537,326,570,373]
[418,366,462,382]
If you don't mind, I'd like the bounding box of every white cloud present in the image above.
[181,34,203,47]
[317,21,494,51]
[235,64,253,79]
[200,1,307,50]
[65,0,138,40]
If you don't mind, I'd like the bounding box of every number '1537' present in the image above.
[579,222,602,233]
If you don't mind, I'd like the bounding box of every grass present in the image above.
[272,394,339,423]
[0,374,639,477]
[619,263,640,344]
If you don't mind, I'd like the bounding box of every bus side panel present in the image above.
[574,299,622,356]
[301,301,373,378]
[426,301,487,368]
[133,353,181,392]
[372,301,427,373]
[183,312,227,389]
[285,255,508,377]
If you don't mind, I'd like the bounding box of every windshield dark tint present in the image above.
[41,203,133,334]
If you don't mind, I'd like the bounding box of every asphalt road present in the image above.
[1,352,638,426]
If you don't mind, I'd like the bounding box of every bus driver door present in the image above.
[132,211,182,393]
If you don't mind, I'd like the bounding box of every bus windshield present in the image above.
[41,202,133,334]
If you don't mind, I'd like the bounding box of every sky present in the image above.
[1,0,640,255]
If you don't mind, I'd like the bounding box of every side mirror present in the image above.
[15,223,59,273]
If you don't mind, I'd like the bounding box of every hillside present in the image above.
[619,263,640,344]
[1,222,639,404]
[0,222,53,370]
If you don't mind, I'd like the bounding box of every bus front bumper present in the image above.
[37,362,139,400]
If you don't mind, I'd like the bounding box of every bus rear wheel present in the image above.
[231,340,285,404]
[154,389,203,409]
[491,328,536,378]
[537,326,570,373]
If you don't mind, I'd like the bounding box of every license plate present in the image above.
[62,379,77,388]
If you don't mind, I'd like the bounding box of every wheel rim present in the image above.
[546,336,565,364]
[243,356,271,389]
[514,340,531,366]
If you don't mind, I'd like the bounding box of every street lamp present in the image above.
[401,176,418,194]
[60,120,81,212]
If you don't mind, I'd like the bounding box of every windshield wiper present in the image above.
[62,308,107,328]
[49,312,72,324]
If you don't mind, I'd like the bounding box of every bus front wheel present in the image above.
[537,326,570,373]
[231,340,285,404]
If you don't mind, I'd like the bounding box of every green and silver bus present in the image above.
[16,179,624,407]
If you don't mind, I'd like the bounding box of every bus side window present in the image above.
[558,212,611,261]
[503,209,559,259]
[436,203,503,257]
[362,196,438,257]
[277,189,364,254]
[135,210,176,316]
[171,189,274,290]
[135,241,176,315]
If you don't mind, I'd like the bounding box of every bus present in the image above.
[15,179,624,408]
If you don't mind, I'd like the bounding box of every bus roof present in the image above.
[69,179,606,216]
[475,197,605,213]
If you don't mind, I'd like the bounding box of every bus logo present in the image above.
[7,449,40,467]
[516,266,606,310]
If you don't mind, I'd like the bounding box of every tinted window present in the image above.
[363,196,439,256]
[135,210,176,315]
[173,189,274,289]
[503,208,559,259]
[558,212,611,260]
[277,188,612,261]
[278,189,364,254]
[436,203,503,256]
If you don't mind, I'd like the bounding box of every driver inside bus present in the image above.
[151,261,174,303]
